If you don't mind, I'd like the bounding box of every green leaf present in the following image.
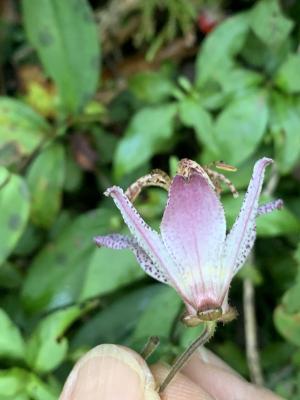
[131,286,181,343]
[240,31,291,75]
[0,98,50,166]
[26,305,83,373]
[63,150,83,193]
[178,96,218,155]
[0,309,25,361]
[275,54,300,94]
[80,246,145,301]
[195,13,249,86]
[269,93,300,173]
[0,166,10,186]
[250,0,293,48]
[0,172,30,265]
[114,104,177,178]
[282,280,300,315]
[216,68,263,95]
[26,143,65,228]
[71,285,163,349]
[0,263,22,289]
[128,69,175,104]
[274,305,300,346]
[0,368,57,400]
[22,0,100,114]
[223,193,300,236]
[21,209,116,313]
[214,92,268,165]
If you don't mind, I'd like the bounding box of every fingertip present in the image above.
[60,344,159,400]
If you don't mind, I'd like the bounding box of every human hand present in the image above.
[59,344,283,400]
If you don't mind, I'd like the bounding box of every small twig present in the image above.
[243,276,264,385]
[140,336,160,360]
[159,322,216,393]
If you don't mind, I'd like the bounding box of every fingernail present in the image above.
[60,344,159,400]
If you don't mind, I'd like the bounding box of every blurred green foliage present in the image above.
[0,0,300,398]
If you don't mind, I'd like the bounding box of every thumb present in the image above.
[59,344,159,400]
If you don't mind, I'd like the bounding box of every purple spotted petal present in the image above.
[160,173,227,311]
[257,199,283,216]
[94,234,169,283]
[223,158,273,276]
[104,186,176,282]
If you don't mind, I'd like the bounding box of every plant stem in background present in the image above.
[243,277,264,385]
[159,321,216,393]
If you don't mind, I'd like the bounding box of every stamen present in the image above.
[206,169,239,198]
[125,169,171,202]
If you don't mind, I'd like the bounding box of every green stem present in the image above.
[159,322,216,394]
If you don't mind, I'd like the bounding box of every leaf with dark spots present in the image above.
[38,30,54,46]
[0,170,30,265]
[26,143,65,228]
[0,98,50,166]
[8,214,22,231]
[22,0,101,114]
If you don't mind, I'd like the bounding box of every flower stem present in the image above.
[159,322,216,393]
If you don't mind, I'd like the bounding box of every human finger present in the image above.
[59,344,159,400]
[182,352,283,400]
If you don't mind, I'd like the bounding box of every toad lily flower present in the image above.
[94,158,283,325]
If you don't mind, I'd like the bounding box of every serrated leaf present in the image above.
[214,92,268,165]
[0,172,30,265]
[250,0,293,47]
[26,143,65,227]
[195,13,249,86]
[114,104,177,178]
[0,98,50,166]
[22,0,100,114]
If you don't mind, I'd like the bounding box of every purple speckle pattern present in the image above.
[94,233,169,284]
[257,199,283,216]
[222,158,273,282]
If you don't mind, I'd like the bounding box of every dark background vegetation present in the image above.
[1,0,300,398]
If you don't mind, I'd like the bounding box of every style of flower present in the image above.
[94,158,283,325]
